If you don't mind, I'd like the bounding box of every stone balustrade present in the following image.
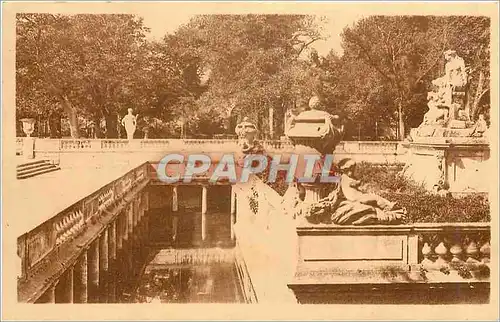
[60,139,93,150]
[54,208,84,246]
[295,223,490,273]
[413,223,490,273]
[17,162,151,282]
[16,138,407,162]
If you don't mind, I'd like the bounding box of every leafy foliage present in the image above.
[338,16,491,139]
[355,162,490,223]
[16,14,490,140]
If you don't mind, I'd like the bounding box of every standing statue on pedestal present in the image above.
[431,50,467,106]
[444,50,467,88]
[121,108,137,140]
[411,49,480,139]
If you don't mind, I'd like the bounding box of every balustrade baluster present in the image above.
[450,243,463,264]
[67,213,78,236]
[55,222,63,245]
[480,242,490,263]
[466,241,480,263]
[434,241,449,268]
[77,210,84,230]
[62,217,72,241]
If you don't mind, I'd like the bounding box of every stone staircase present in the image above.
[17,160,61,179]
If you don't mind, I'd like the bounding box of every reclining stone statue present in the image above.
[292,158,406,225]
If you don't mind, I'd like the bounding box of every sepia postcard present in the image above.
[2,1,499,320]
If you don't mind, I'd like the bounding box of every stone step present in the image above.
[17,160,53,172]
[16,159,47,169]
[17,163,55,175]
[17,165,61,179]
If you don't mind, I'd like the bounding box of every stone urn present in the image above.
[20,118,36,137]
[20,118,36,159]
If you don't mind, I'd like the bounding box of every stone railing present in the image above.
[295,222,491,282]
[412,223,490,272]
[17,137,406,154]
[262,139,295,151]
[17,162,151,280]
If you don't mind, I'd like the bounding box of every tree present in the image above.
[340,16,490,139]
[16,14,151,138]
[168,14,326,138]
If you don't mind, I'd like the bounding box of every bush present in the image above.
[355,162,423,194]
[381,191,490,224]
[357,162,490,223]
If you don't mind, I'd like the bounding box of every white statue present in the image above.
[121,108,137,140]
[422,92,448,126]
[431,50,467,106]
[444,50,467,88]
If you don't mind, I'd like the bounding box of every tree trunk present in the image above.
[104,113,119,139]
[398,102,405,141]
[48,111,62,138]
[60,96,80,138]
[471,70,485,120]
[93,116,104,138]
[269,106,274,140]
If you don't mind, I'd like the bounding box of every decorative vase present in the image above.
[20,118,36,137]
[20,118,36,159]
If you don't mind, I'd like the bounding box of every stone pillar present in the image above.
[230,188,237,240]
[74,251,88,303]
[133,198,139,229]
[55,266,74,303]
[128,204,134,237]
[139,197,146,243]
[109,221,117,303]
[109,222,117,262]
[201,185,208,242]
[117,214,124,250]
[36,284,56,303]
[172,186,178,242]
[23,137,35,160]
[125,205,134,281]
[87,239,100,303]
[99,230,109,303]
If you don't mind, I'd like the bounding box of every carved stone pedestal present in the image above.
[23,137,35,159]
[403,138,490,193]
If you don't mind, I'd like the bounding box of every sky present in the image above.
[139,12,363,56]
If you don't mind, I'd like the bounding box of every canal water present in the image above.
[129,185,243,303]
[130,248,243,303]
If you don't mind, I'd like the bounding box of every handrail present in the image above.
[18,137,404,149]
